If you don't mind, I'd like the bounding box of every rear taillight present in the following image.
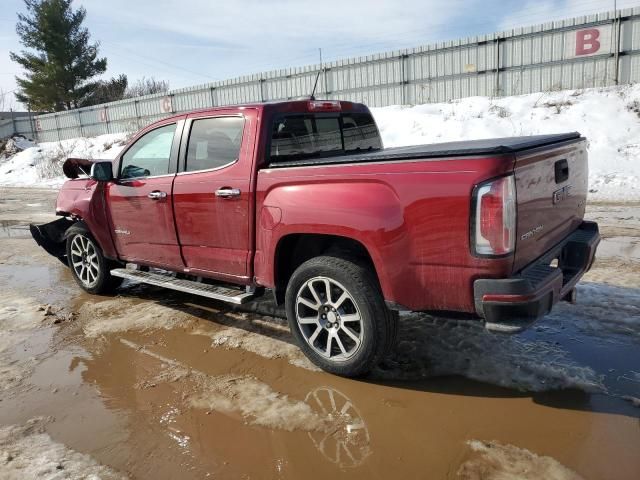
[473,175,516,256]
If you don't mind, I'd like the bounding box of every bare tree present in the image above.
[0,89,6,112]
[124,77,170,98]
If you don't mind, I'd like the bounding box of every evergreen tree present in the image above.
[79,74,128,107]
[10,0,107,111]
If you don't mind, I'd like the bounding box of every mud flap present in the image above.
[29,218,74,265]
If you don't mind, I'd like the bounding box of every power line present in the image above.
[235,0,637,73]
[320,0,635,59]
[3,1,638,92]
[101,40,219,82]
[154,0,637,80]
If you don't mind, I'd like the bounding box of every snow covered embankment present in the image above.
[0,133,127,188]
[2,84,640,201]
[373,85,640,202]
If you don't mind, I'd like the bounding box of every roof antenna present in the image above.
[310,47,322,100]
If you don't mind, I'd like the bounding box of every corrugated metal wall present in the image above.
[0,115,37,141]
[24,7,640,142]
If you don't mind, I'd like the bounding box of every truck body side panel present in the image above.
[255,156,514,313]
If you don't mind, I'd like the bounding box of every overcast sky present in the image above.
[0,0,636,110]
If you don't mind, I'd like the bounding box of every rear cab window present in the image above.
[270,112,381,162]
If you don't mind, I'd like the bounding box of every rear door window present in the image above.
[185,117,244,172]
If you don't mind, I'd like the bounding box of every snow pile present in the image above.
[0,418,126,479]
[2,85,639,198]
[458,440,584,480]
[188,373,329,432]
[0,136,35,159]
[0,133,127,188]
[12,136,35,151]
[372,84,640,201]
[80,296,195,338]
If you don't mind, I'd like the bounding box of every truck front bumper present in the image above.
[30,217,74,265]
[473,221,600,333]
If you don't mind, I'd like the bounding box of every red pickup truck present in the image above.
[31,99,600,376]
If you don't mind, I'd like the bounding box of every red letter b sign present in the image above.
[575,28,601,56]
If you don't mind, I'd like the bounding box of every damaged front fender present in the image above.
[30,217,75,265]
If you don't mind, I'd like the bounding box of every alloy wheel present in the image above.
[295,276,364,362]
[69,234,100,288]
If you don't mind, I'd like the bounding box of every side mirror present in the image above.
[90,161,113,182]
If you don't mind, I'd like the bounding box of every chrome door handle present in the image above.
[148,190,167,200]
[215,188,241,198]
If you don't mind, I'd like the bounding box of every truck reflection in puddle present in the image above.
[305,386,371,469]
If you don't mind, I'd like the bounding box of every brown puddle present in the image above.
[0,188,639,479]
[2,319,638,480]
[0,220,31,239]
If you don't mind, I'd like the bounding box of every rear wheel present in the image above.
[285,255,395,377]
[65,227,122,294]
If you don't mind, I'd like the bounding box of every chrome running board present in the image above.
[110,268,255,304]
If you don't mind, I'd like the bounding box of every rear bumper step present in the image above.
[110,268,256,304]
[473,220,600,333]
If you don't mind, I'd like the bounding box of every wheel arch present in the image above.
[55,182,119,260]
[272,233,381,305]
[63,218,89,237]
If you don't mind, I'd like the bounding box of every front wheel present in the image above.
[65,227,122,294]
[285,255,396,377]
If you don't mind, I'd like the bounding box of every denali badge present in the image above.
[521,224,544,241]
[553,185,572,204]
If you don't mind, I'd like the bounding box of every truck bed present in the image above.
[266,132,582,168]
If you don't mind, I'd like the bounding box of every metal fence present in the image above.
[20,7,640,142]
[0,114,37,141]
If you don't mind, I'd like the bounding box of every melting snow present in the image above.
[0,417,126,480]
[458,440,584,480]
[1,85,640,200]
[120,339,328,433]
[0,133,127,188]
[371,84,640,201]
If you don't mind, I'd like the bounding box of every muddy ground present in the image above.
[0,187,638,480]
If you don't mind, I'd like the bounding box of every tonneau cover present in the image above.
[266,132,582,168]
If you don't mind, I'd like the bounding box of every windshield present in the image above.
[270,113,382,162]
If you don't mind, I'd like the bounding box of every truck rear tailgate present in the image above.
[513,137,589,272]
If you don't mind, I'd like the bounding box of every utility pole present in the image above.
[614,0,620,85]
[10,108,16,137]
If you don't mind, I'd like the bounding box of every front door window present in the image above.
[120,124,176,179]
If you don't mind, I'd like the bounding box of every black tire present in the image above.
[285,255,396,377]
[65,224,123,294]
